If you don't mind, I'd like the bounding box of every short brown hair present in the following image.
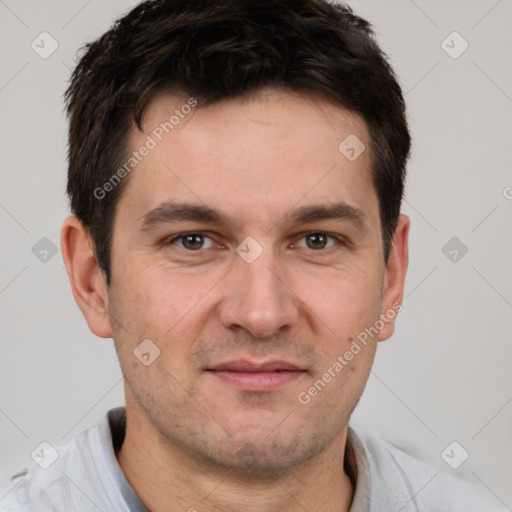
[65,0,411,286]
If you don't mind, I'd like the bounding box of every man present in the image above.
[0,0,504,510]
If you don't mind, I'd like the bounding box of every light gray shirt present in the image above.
[0,407,505,511]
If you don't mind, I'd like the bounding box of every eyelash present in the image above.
[165,231,347,254]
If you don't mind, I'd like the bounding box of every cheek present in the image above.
[111,263,219,358]
[108,266,172,347]
[296,262,383,333]
[294,263,383,392]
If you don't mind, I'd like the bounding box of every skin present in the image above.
[61,87,409,512]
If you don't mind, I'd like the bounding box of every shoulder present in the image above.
[351,430,507,512]
[0,425,109,512]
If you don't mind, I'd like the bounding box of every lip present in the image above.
[207,359,306,391]
[209,359,302,372]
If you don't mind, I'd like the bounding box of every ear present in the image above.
[377,214,410,342]
[60,215,113,338]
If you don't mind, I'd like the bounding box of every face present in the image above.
[97,88,406,477]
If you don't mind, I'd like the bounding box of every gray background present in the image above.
[1,0,511,507]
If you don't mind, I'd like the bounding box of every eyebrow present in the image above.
[138,200,368,233]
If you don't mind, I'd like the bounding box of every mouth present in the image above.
[206,359,307,392]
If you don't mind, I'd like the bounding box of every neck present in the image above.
[115,404,355,512]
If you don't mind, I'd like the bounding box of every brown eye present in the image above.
[181,234,204,250]
[167,233,215,251]
[295,232,341,251]
[305,233,329,250]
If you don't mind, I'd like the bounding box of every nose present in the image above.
[217,243,300,339]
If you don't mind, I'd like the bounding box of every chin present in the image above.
[196,424,328,480]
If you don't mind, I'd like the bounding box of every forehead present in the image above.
[116,88,379,234]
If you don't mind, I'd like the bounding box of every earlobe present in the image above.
[377,214,410,342]
[60,215,113,338]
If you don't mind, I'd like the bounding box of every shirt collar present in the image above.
[101,407,371,512]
